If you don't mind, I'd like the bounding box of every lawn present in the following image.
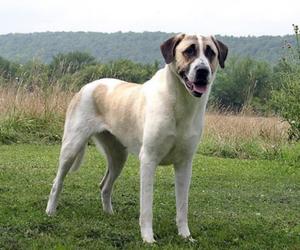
[0,144,299,249]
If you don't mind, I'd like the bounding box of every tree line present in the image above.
[0,52,160,88]
[0,50,295,113]
[0,31,296,64]
[0,49,295,112]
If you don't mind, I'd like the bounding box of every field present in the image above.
[0,144,300,249]
[0,83,300,249]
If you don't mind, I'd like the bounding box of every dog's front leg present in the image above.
[139,153,157,243]
[174,159,193,239]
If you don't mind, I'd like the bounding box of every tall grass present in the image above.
[201,112,292,160]
[205,113,288,143]
[0,83,297,163]
[0,84,71,117]
[0,84,71,144]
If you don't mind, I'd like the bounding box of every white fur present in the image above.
[46,36,219,244]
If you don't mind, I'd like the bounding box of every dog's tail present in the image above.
[69,144,86,173]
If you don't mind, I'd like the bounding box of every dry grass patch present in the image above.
[0,85,72,118]
[200,113,291,160]
[0,85,73,144]
[205,113,289,144]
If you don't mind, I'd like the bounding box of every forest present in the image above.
[0,31,296,64]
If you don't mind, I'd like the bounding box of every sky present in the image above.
[0,0,299,36]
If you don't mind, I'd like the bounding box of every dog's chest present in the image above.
[159,114,204,165]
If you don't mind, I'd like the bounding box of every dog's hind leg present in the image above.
[93,131,127,214]
[46,123,91,216]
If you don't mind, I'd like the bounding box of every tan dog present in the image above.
[46,34,228,243]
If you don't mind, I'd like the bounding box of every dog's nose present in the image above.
[195,67,209,81]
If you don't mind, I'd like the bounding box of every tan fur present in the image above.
[202,37,219,73]
[173,35,219,74]
[92,81,145,145]
[175,35,199,72]
[92,84,108,116]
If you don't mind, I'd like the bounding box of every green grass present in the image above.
[199,138,300,166]
[0,114,63,145]
[0,145,299,249]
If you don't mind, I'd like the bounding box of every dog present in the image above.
[46,34,228,243]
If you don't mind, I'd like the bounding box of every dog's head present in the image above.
[160,34,228,97]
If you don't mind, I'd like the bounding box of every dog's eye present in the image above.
[205,45,216,61]
[183,44,196,57]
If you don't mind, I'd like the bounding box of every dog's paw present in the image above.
[45,208,56,216]
[186,236,197,243]
[103,206,114,215]
[141,228,156,244]
[179,232,197,243]
[142,236,156,244]
[101,197,114,215]
[178,226,191,239]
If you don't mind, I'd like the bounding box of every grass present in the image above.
[1,83,299,248]
[0,84,296,162]
[0,144,299,249]
[0,85,68,144]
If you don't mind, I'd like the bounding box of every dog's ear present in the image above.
[211,36,228,68]
[160,34,185,64]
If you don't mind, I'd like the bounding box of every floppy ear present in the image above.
[211,36,228,68]
[160,34,185,64]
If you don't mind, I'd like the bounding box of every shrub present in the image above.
[211,57,272,112]
[271,24,300,141]
[271,71,300,140]
[49,51,97,77]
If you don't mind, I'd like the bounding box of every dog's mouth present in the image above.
[180,72,208,98]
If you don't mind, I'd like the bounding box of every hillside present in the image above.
[0,31,295,64]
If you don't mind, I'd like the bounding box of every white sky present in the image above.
[0,0,299,36]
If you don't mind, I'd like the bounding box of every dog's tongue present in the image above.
[191,83,208,94]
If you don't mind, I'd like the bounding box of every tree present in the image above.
[211,57,272,112]
[16,59,49,87]
[63,60,159,88]
[271,24,300,140]
[0,56,18,80]
[49,51,96,77]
